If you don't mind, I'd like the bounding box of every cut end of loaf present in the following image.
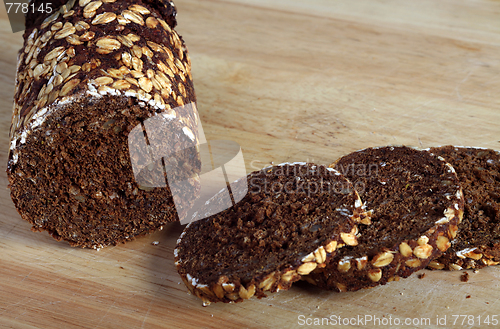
[8,0,199,248]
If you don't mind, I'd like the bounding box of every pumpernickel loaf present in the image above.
[426,146,500,270]
[8,0,201,248]
[175,163,370,305]
[304,146,464,291]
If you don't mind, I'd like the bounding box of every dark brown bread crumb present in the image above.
[461,272,469,282]
[304,146,464,292]
[8,0,199,248]
[175,163,365,305]
[418,273,425,279]
[426,146,500,270]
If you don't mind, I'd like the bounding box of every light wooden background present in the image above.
[1,1,500,328]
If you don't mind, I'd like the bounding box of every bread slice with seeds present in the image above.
[303,146,464,291]
[425,146,500,271]
[7,0,200,248]
[174,163,369,305]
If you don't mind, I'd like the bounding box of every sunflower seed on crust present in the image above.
[413,244,433,259]
[337,259,351,273]
[40,30,53,43]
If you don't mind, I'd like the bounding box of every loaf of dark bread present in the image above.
[426,146,500,270]
[304,146,464,291]
[175,163,369,305]
[8,0,201,248]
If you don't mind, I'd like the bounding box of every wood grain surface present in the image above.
[1,1,500,328]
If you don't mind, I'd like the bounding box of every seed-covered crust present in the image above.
[304,146,464,291]
[175,163,370,305]
[426,146,500,271]
[7,0,200,248]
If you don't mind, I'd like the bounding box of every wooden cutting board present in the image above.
[1,1,500,328]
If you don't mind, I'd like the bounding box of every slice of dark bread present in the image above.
[426,146,500,270]
[304,146,464,292]
[174,163,368,305]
